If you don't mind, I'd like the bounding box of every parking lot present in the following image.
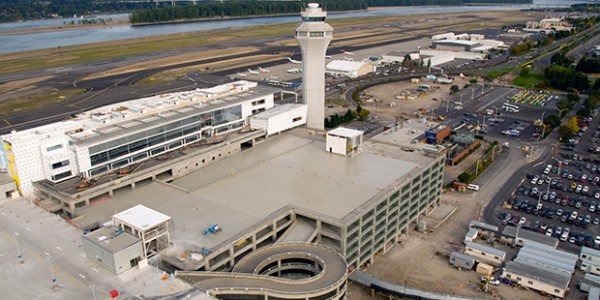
[489,147,600,254]
[436,86,563,141]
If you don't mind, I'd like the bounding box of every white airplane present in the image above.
[287,57,301,64]
[247,68,259,75]
[237,72,247,77]
[287,68,301,74]
[341,49,354,55]
[259,67,270,73]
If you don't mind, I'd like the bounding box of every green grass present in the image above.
[0,88,86,116]
[513,72,545,88]
[136,72,185,86]
[486,67,513,79]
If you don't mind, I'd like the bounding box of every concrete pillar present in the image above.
[131,182,136,189]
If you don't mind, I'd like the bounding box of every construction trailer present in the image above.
[580,273,600,292]
[581,247,600,275]
[449,251,475,270]
[464,242,505,267]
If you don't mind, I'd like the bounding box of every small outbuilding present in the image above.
[112,205,172,258]
[449,251,475,270]
[82,226,143,275]
[326,127,363,156]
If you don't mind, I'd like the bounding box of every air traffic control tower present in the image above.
[295,3,333,130]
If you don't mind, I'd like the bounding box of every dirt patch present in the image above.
[362,76,470,121]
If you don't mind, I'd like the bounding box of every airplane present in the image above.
[237,72,247,77]
[340,49,354,55]
[259,67,270,73]
[287,68,301,74]
[247,68,259,75]
[287,57,301,64]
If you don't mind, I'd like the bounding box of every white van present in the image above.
[467,184,480,191]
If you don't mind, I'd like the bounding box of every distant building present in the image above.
[500,32,533,41]
[325,60,375,79]
[526,18,572,30]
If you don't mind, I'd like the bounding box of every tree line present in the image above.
[130,1,367,23]
[0,0,149,23]
[130,0,532,24]
[0,0,534,23]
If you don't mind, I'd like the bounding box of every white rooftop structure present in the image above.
[326,60,375,79]
[113,204,172,231]
[327,127,363,138]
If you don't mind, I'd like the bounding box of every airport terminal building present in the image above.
[0,81,301,200]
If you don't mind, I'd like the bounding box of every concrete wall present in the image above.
[0,178,16,200]
[113,242,144,275]
[326,135,347,155]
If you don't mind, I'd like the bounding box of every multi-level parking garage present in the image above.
[177,243,348,300]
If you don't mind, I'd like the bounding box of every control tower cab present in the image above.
[295,3,333,130]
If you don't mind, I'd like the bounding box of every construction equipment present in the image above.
[203,224,222,235]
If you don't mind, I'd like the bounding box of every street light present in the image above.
[47,255,57,289]
[89,284,97,300]
[14,232,23,264]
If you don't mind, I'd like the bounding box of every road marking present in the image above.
[78,273,86,279]
[91,267,99,272]
[26,227,31,231]
[4,119,11,127]
[56,246,62,251]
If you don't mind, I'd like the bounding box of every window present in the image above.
[252,108,266,114]
[51,170,72,181]
[554,289,560,293]
[51,160,70,169]
[46,144,63,152]
[251,99,265,106]
[309,31,325,37]
[293,116,303,122]
[528,281,533,285]
[301,17,326,22]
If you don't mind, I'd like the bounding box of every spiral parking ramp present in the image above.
[176,242,348,300]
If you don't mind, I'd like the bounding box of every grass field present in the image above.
[513,71,545,88]
[0,88,86,116]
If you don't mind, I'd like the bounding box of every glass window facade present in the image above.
[86,105,243,176]
[302,17,326,22]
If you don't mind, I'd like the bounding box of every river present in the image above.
[0,0,593,54]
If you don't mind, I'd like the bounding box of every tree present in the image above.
[559,116,580,139]
[358,108,370,120]
[544,114,561,128]
[450,85,460,95]
[469,79,478,84]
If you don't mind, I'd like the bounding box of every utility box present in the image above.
[476,262,494,277]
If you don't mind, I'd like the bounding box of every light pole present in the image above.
[471,87,475,100]
[47,256,57,289]
[89,284,97,300]
[538,111,546,141]
[14,232,23,264]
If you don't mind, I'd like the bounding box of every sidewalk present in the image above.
[0,198,197,300]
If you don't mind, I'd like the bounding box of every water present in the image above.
[0,0,593,54]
